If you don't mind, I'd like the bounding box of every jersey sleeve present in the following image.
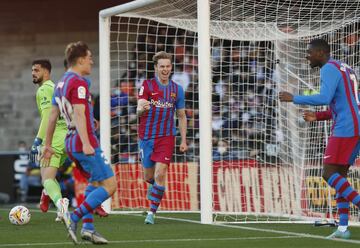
[293,64,341,105]
[138,80,150,100]
[315,109,332,121]
[69,79,88,105]
[175,84,185,109]
[36,107,51,140]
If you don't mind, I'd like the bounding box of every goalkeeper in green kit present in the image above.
[30,59,69,221]
[31,59,109,221]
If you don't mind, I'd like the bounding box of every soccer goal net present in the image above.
[99,0,360,224]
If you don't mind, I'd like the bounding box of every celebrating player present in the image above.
[279,39,360,239]
[30,59,69,221]
[41,41,116,244]
[137,51,188,224]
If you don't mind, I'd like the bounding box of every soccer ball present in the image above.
[9,206,31,225]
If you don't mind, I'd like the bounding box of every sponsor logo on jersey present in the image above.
[171,92,177,99]
[150,99,174,108]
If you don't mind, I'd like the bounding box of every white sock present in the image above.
[42,189,48,196]
[338,225,347,232]
[55,199,62,210]
[56,198,67,211]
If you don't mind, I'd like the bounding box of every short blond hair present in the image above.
[152,51,172,66]
[65,41,90,66]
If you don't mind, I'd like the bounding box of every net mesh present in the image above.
[105,0,360,222]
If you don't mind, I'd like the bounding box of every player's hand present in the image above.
[83,143,95,156]
[30,138,42,163]
[40,145,54,167]
[139,100,150,111]
[279,91,294,102]
[303,111,317,122]
[179,141,188,153]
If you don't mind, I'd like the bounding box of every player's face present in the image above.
[155,59,172,83]
[81,50,94,75]
[32,64,45,84]
[306,44,322,68]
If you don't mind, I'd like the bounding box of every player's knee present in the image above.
[41,174,52,185]
[101,177,116,195]
[144,174,153,182]
[106,185,116,196]
[107,185,116,196]
[154,172,166,185]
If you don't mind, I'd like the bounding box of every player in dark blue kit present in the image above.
[280,39,360,239]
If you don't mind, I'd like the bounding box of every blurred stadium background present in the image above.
[0,0,130,150]
[0,0,131,203]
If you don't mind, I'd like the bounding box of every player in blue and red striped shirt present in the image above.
[280,39,360,239]
[41,41,115,244]
[137,51,188,224]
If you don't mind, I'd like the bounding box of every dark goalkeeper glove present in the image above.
[30,138,42,163]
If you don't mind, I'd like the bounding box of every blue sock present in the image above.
[82,184,97,230]
[328,173,360,207]
[71,186,109,223]
[336,194,349,227]
[149,183,165,213]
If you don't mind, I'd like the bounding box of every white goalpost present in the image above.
[99,0,360,224]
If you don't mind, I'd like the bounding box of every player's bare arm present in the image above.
[279,91,294,102]
[40,106,60,167]
[303,111,317,122]
[176,108,188,152]
[73,104,95,156]
[137,98,150,117]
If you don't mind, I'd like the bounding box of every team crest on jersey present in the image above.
[78,86,86,99]
[171,92,177,99]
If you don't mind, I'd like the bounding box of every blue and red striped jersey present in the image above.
[52,71,99,152]
[138,77,185,140]
[294,59,360,137]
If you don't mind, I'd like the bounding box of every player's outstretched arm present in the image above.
[303,109,332,122]
[40,106,60,166]
[177,109,188,153]
[291,67,339,106]
[73,104,94,156]
[137,99,150,117]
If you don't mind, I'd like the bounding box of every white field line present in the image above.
[0,236,301,247]
[126,213,360,245]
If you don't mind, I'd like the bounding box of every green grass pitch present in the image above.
[1,208,360,247]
